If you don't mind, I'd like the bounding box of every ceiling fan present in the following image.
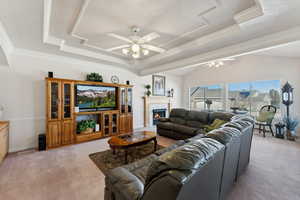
[106,26,166,59]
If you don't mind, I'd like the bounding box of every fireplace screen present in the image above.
[152,109,166,125]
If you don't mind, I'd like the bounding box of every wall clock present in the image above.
[111,75,120,84]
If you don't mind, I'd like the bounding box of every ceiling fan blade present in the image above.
[107,33,133,43]
[142,44,166,53]
[140,32,160,43]
[106,45,130,52]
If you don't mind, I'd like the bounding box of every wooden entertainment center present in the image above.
[45,77,133,149]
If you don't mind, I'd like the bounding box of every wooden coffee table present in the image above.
[108,131,157,164]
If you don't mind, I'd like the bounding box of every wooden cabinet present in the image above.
[46,77,133,149]
[46,79,74,148]
[47,121,61,148]
[61,120,73,145]
[0,121,9,165]
[102,111,119,136]
[119,87,133,134]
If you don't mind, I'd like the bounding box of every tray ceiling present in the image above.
[1,0,300,74]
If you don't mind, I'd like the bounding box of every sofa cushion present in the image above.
[206,127,241,145]
[108,167,144,200]
[233,120,252,129]
[155,140,186,156]
[185,132,205,142]
[170,117,186,125]
[186,111,210,124]
[185,120,207,129]
[145,138,224,186]
[157,122,175,130]
[107,155,158,200]
[209,112,234,124]
[231,115,255,124]
[204,119,226,132]
[172,124,198,136]
[123,154,159,184]
[222,122,244,131]
[170,108,187,118]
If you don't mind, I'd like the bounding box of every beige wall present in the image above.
[183,55,300,116]
[0,52,183,152]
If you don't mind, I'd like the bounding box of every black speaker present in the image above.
[38,134,46,151]
[126,80,130,85]
[48,71,53,78]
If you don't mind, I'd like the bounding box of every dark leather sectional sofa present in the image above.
[104,111,254,200]
[157,109,234,140]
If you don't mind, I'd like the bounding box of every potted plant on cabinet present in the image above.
[284,117,299,141]
[77,120,96,134]
[86,73,103,82]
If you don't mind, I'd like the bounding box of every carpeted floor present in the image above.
[0,130,299,200]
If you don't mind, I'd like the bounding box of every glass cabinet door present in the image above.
[50,81,61,120]
[103,114,110,136]
[127,88,133,114]
[120,88,126,114]
[62,82,72,119]
[112,113,118,134]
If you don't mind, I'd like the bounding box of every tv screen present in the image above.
[76,84,116,111]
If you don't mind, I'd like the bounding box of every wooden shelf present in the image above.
[75,132,102,143]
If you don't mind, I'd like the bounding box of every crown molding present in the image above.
[43,0,129,67]
[139,26,300,75]
[0,20,14,66]
[234,0,264,26]
[12,48,139,74]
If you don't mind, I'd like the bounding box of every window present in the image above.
[228,80,281,116]
[190,80,281,116]
[190,85,223,111]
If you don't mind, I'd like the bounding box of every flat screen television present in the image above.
[75,84,117,111]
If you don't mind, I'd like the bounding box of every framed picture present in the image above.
[152,75,166,96]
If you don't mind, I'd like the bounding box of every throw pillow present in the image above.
[204,119,226,132]
[256,112,275,123]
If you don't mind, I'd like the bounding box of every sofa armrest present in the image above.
[107,167,144,200]
[158,117,170,122]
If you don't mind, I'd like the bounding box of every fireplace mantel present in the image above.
[143,96,173,127]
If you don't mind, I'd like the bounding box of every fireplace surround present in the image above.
[143,96,173,127]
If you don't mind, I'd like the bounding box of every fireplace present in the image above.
[152,109,167,125]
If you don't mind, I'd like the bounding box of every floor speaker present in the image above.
[38,134,46,151]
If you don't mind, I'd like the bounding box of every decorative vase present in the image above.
[146,90,151,97]
[286,130,296,141]
[81,128,93,135]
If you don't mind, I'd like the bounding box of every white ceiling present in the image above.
[0,0,300,74]
[254,41,300,58]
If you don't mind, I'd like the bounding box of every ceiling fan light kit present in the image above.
[207,58,234,68]
[107,26,166,59]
